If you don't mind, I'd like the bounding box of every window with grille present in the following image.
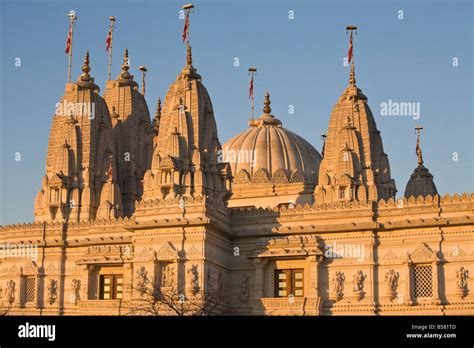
[99,274,123,300]
[339,188,346,199]
[413,265,433,298]
[274,269,304,298]
[23,276,36,303]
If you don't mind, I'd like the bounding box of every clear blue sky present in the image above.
[0,0,472,224]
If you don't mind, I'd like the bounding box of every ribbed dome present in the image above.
[223,92,322,185]
[404,165,438,198]
[404,131,438,198]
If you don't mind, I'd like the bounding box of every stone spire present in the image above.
[315,55,396,203]
[404,127,438,198]
[153,98,162,132]
[103,47,153,217]
[35,51,119,222]
[139,40,232,213]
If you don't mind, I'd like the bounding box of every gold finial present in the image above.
[349,63,356,87]
[186,45,193,67]
[122,48,130,72]
[415,126,424,166]
[263,91,271,114]
[82,50,90,75]
[79,50,91,82]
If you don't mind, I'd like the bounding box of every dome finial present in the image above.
[79,50,91,82]
[120,48,131,79]
[186,45,193,67]
[349,63,356,87]
[415,126,424,166]
[263,91,271,114]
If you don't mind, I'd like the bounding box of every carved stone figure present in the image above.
[331,271,345,301]
[239,274,249,303]
[384,269,399,301]
[350,270,366,301]
[188,264,199,295]
[6,280,15,304]
[136,266,148,295]
[47,279,58,305]
[162,263,175,287]
[71,279,81,303]
[455,266,469,298]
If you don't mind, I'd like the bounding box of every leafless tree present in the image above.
[127,266,227,316]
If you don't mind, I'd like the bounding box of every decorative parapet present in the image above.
[251,235,323,259]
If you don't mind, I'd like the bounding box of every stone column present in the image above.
[307,255,323,298]
[252,258,268,299]
[432,260,441,305]
[403,259,414,305]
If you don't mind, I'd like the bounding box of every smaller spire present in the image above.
[186,45,193,67]
[349,63,356,87]
[154,98,162,130]
[263,91,271,114]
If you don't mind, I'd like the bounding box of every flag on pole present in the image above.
[65,23,73,54]
[182,14,189,42]
[347,31,353,64]
[249,76,254,99]
[106,27,113,51]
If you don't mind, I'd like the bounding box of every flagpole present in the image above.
[248,67,257,119]
[182,3,194,48]
[107,16,116,81]
[139,66,147,96]
[67,11,77,84]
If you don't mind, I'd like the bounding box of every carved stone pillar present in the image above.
[252,258,268,299]
[432,260,441,305]
[307,255,323,298]
[403,258,414,305]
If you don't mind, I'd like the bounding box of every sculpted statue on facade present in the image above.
[71,279,81,303]
[239,274,249,303]
[188,264,199,295]
[331,271,345,301]
[455,266,469,298]
[47,279,58,305]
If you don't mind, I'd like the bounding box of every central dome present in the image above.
[223,92,322,208]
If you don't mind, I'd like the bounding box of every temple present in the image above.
[0,14,473,316]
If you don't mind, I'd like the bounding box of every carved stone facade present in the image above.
[1,33,473,317]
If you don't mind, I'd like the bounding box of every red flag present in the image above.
[347,31,353,64]
[106,27,113,51]
[182,14,189,42]
[248,76,254,99]
[65,23,72,54]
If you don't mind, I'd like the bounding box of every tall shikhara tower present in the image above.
[103,49,154,217]
[138,45,232,217]
[315,64,397,203]
[34,52,122,222]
